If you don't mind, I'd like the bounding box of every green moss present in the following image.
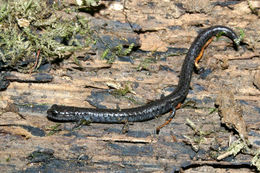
[124,96,140,105]
[215,28,244,47]
[101,43,135,64]
[112,84,131,96]
[247,0,259,15]
[46,124,62,136]
[137,57,157,71]
[236,28,245,46]
[0,0,94,72]
[77,0,100,6]
[252,150,260,171]
[182,100,217,115]
[5,155,10,162]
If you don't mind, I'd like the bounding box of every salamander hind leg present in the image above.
[156,108,176,134]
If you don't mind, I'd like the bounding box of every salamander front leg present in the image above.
[72,117,92,130]
[121,120,129,134]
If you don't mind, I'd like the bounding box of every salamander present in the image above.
[47,26,240,125]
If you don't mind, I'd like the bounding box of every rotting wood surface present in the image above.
[0,0,260,172]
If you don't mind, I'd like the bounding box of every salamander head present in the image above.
[47,104,79,122]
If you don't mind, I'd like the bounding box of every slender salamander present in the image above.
[47,25,240,124]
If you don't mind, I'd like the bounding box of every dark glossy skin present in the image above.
[47,25,240,123]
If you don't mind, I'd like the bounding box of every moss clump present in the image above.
[137,57,157,71]
[112,84,131,97]
[101,43,135,64]
[0,0,93,72]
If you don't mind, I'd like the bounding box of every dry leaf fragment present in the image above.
[215,89,248,143]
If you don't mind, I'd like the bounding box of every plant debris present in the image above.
[215,89,249,144]
[0,0,94,72]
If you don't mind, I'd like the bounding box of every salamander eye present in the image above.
[53,110,59,116]
[47,108,57,116]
